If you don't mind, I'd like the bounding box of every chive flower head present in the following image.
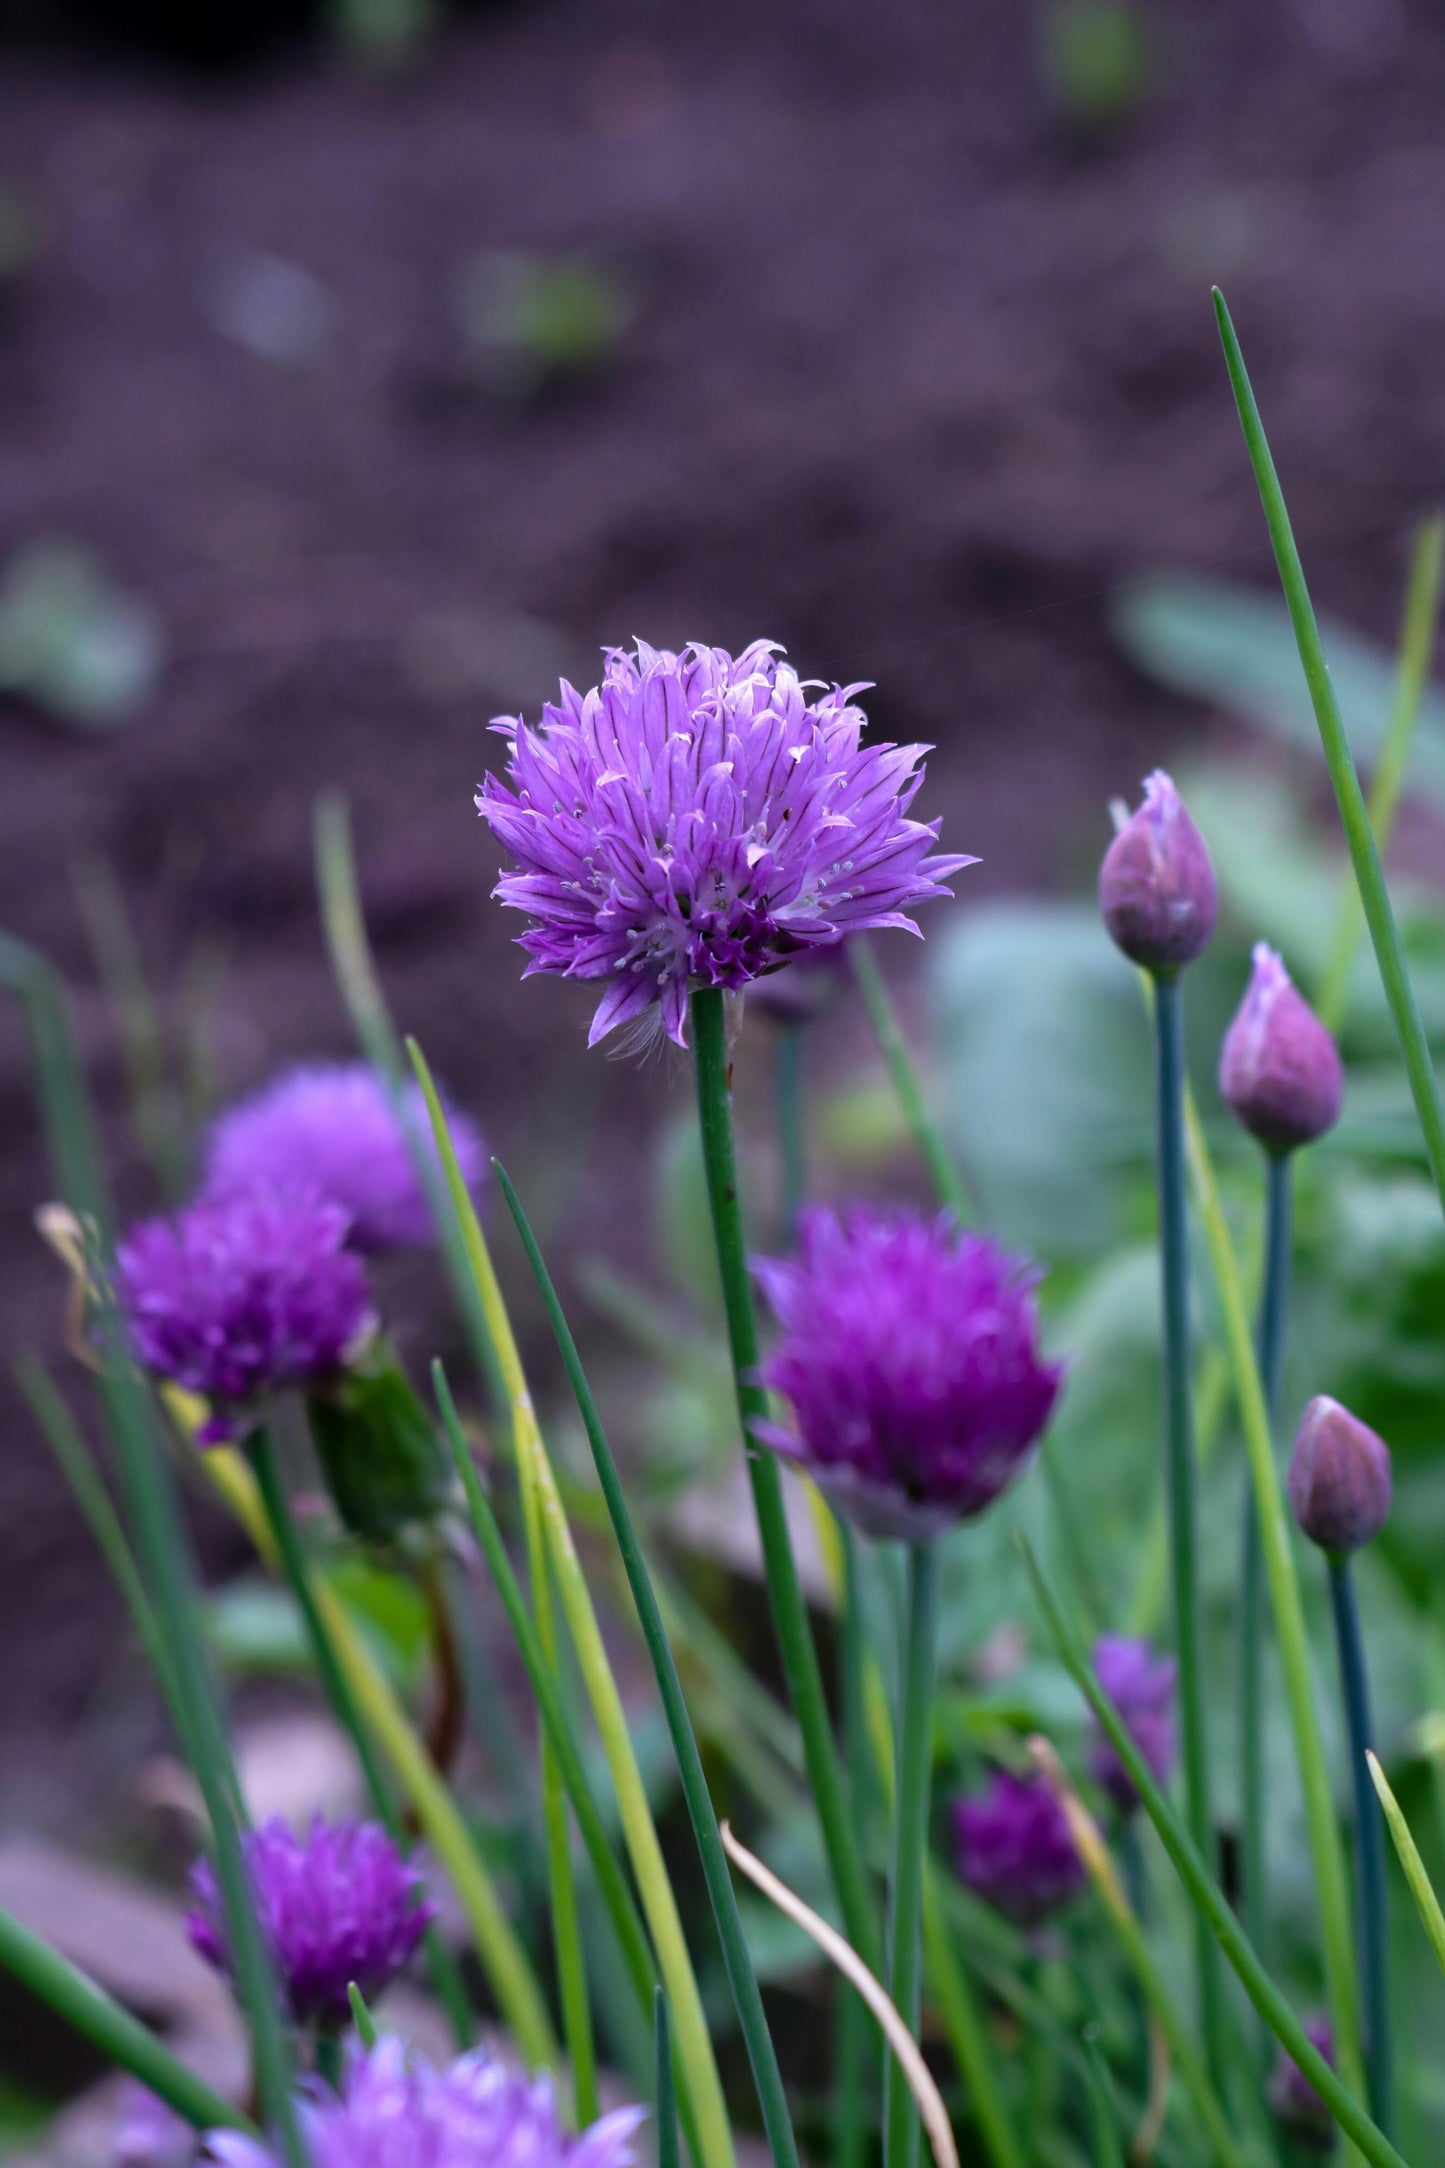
[116,1189,374,1442]
[204,1063,484,1253]
[1287,1395,1392,1557]
[1219,944,1343,1155]
[188,1817,435,2033]
[208,2036,647,2168]
[753,1205,1062,1539]
[951,1770,1085,1925]
[476,639,973,1047]
[1099,770,1217,972]
[1088,1634,1177,1813]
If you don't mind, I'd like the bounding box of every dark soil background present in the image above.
[0,0,1442,1799]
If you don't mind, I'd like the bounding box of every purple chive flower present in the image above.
[1269,2017,1337,2155]
[1219,944,1344,1155]
[112,2083,195,2168]
[1099,770,1217,973]
[753,1206,1063,1540]
[203,1064,485,1253]
[1088,1634,1178,1813]
[476,639,974,1048]
[208,2035,647,2168]
[1287,1395,1393,1557]
[117,1189,374,1443]
[952,1770,1085,1926]
[188,1817,435,2032]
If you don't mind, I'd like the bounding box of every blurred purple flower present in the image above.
[753,1205,1062,1539]
[952,1769,1085,1926]
[208,2035,647,2168]
[476,639,973,1048]
[112,2083,195,2168]
[1269,2017,1337,2154]
[1088,1634,1177,1813]
[117,1189,373,1442]
[1219,944,1343,1156]
[188,1816,434,2033]
[204,1063,484,1253]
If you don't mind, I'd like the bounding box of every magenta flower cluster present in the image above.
[1088,1634,1178,1813]
[203,1063,484,1253]
[753,1205,1062,1539]
[117,1190,373,1442]
[951,1770,1085,1926]
[188,1816,434,2032]
[476,639,973,1047]
[209,2036,647,2168]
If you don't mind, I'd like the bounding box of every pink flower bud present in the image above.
[1287,1395,1392,1556]
[1099,771,1217,973]
[1219,945,1343,1155]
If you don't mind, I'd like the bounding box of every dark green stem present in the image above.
[1240,1150,1293,1981]
[0,1899,253,2135]
[1023,1538,1407,2168]
[690,985,880,1972]
[492,1167,801,2168]
[655,1991,680,2168]
[1214,291,1445,1222]
[1329,1557,1393,2138]
[246,1424,472,2050]
[1151,971,1226,2086]
[882,1543,939,2168]
[832,1524,870,2168]
[313,2031,342,2092]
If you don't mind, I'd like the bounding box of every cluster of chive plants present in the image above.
[2,293,1443,2168]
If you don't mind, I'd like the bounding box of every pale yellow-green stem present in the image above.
[1369,1752,1445,1982]
[408,1048,737,2168]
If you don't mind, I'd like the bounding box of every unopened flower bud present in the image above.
[1287,1395,1392,1557]
[1219,944,1343,1155]
[1099,770,1217,973]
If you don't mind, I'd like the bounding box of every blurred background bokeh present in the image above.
[2,0,1444,2087]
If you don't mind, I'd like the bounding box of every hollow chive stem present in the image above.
[1150,970,1226,2087]
[1214,290,1445,1223]
[832,1523,870,2168]
[849,939,974,1223]
[1329,1556,1392,2137]
[690,985,880,1972]
[1240,1150,1293,1978]
[245,1423,473,2050]
[882,1542,940,2168]
[492,1164,801,2168]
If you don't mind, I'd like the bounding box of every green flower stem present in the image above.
[1214,290,1445,1219]
[1328,1557,1392,2138]
[655,1990,680,2168]
[919,1873,1027,2168]
[1316,513,1445,1035]
[1150,969,1226,2087]
[314,2030,342,2092]
[408,1044,732,2168]
[775,1018,808,1230]
[1240,1149,1293,1979]
[832,1524,869,2168]
[1370,1752,1445,1979]
[1080,2029,1126,2168]
[0,937,302,2159]
[1181,1087,1369,2133]
[849,939,974,1222]
[882,1543,939,2168]
[244,1423,473,2051]
[432,1366,659,2005]
[1023,1541,1406,2168]
[0,1899,254,2135]
[493,1161,801,2168]
[690,985,880,1973]
[511,1380,596,2128]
